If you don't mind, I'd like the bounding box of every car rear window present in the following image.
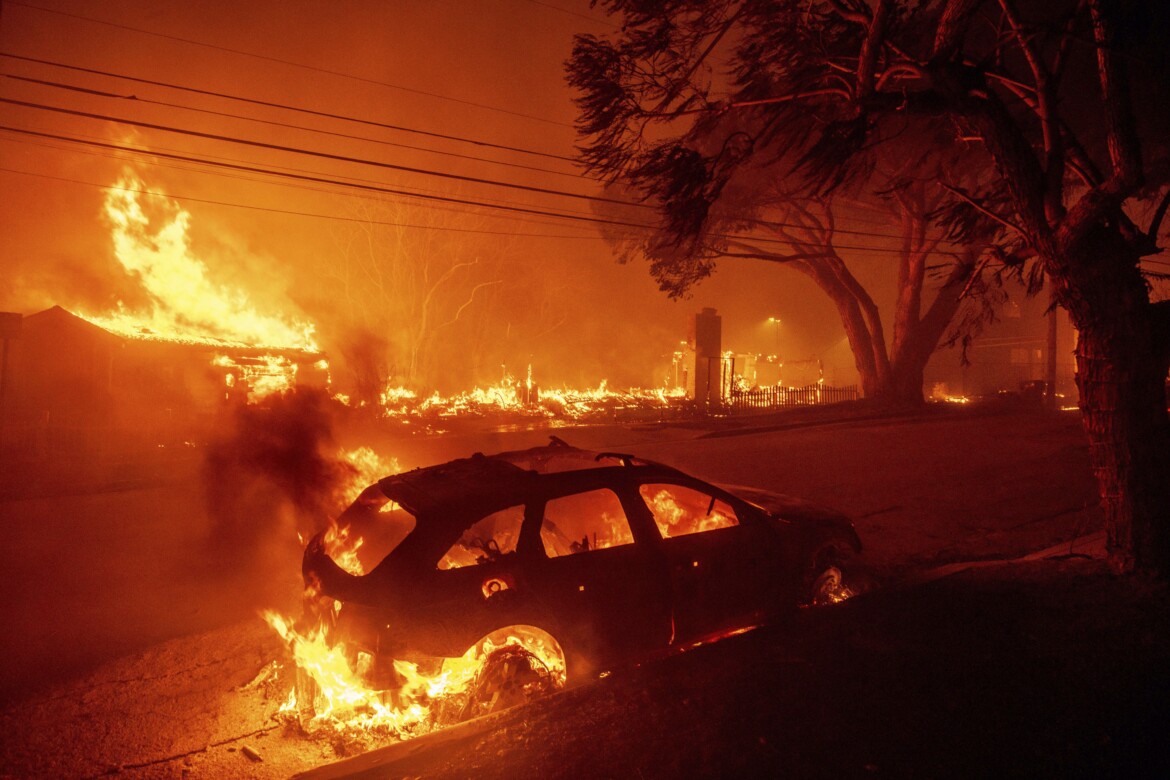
[324,484,420,573]
[540,488,634,557]
[437,504,525,570]
[639,483,739,538]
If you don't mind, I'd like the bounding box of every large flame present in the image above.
[264,445,566,749]
[263,613,565,745]
[83,172,317,352]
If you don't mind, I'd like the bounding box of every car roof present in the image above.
[375,440,690,518]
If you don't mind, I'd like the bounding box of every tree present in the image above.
[567,8,1006,405]
[568,0,1170,575]
[326,198,509,395]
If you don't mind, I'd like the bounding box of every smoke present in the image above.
[332,327,390,406]
[200,387,355,567]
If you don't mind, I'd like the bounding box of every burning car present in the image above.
[301,438,861,707]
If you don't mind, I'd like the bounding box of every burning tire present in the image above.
[803,542,861,606]
[460,645,558,718]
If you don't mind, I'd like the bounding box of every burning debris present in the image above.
[360,371,687,424]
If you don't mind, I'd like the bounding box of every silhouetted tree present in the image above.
[568,0,1170,575]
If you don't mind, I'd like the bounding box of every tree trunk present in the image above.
[883,359,927,406]
[1059,230,1170,575]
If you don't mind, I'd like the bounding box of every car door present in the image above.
[636,481,778,642]
[404,502,535,657]
[522,482,672,674]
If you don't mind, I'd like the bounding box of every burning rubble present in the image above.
[363,370,688,425]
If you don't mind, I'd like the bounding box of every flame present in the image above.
[262,444,569,749]
[809,566,856,605]
[321,446,404,574]
[643,487,737,538]
[213,353,297,402]
[263,612,566,746]
[363,369,686,422]
[339,446,400,505]
[82,171,317,352]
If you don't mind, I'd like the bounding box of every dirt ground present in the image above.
[5,403,1159,779]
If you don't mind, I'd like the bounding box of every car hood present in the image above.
[717,483,850,524]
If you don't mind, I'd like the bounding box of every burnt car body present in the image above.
[303,439,861,683]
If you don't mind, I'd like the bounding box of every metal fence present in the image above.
[728,383,859,413]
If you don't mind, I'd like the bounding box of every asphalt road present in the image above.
[0,404,1112,778]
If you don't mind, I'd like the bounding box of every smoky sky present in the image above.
[0,0,903,392]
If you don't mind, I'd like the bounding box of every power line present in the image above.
[0,125,649,238]
[1,92,961,247]
[0,53,960,234]
[1,72,584,181]
[0,58,973,243]
[5,0,570,127]
[5,127,970,250]
[0,51,577,163]
[0,130,611,232]
[0,95,630,206]
[0,164,609,240]
[0,122,662,231]
[0,123,931,255]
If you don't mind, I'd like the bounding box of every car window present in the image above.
[330,486,418,574]
[639,483,739,538]
[437,504,526,570]
[540,488,635,558]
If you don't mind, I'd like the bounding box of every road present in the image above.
[0,404,1105,777]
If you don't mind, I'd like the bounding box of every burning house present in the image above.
[0,305,326,463]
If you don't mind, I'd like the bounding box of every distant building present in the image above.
[925,295,1076,402]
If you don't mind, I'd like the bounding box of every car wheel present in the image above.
[458,625,567,719]
[804,543,859,606]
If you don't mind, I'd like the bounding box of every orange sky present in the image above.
[0,0,899,390]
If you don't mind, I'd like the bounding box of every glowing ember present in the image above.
[82,171,317,352]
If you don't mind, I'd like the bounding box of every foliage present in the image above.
[570,0,1170,571]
